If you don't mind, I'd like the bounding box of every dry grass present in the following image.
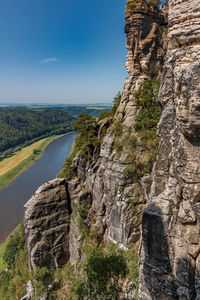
[0,135,63,188]
[0,139,46,177]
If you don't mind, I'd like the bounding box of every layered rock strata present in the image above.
[24,179,70,270]
[139,0,200,299]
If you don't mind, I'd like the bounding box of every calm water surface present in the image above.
[0,132,76,244]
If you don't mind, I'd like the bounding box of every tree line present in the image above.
[0,108,75,158]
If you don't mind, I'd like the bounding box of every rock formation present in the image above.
[139,0,200,299]
[24,1,167,274]
[24,179,70,270]
[23,0,200,299]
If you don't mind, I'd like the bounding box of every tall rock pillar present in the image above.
[139,0,200,299]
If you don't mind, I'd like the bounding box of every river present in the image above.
[0,132,76,244]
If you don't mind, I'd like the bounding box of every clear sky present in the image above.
[0,0,127,104]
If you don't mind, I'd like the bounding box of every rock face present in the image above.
[23,1,200,298]
[139,0,200,299]
[24,179,70,270]
[24,1,167,274]
[24,1,167,271]
[65,1,167,263]
[20,281,34,300]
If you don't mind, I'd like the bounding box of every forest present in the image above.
[0,108,75,159]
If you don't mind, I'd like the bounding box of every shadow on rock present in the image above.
[142,203,176,299]
[142,203,197,299]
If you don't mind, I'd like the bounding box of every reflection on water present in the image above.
[0,132,76,244]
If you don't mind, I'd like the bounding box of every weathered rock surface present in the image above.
[24,0,167,273]
[71,0,167,249]
[24,179,70,270]
[139,0,200,299]
[20,281,34,300]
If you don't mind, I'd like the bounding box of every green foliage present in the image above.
[32,267,55,298]
[134,78,160,108]
[134,78,161,142]
[53,241,139,300]
[123,244,139,290]
[58,140,77,179]
[59,114,99,179]
[59,92,122,180]
[0,248,30,300]
[98,110,114,122]
[74,114,99,161]
[78,248,127,299]
[112,91,122,114]
[74,114,99,152]
[0,108,75,159]
[0,222,30,300]
[3,222,25,269]
[72,201,91,241]
[33,149,41,155]
[113,120,124,154]
[122,78,161,180]
[114,120,123,137]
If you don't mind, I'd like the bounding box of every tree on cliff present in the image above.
[112,91,122,114]
[74,114,99,158]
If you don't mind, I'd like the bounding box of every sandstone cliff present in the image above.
[23,1,171,298]
[24,0,167,270]
[139,0,200,299]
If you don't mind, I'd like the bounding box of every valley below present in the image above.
[0,132,76,244]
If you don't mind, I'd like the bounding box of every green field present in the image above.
[0,135,64,189]
[0,237,8,270]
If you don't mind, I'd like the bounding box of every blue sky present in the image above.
[0,0,127,104]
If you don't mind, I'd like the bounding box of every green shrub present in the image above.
[0,222,30,300]
[32,267,55,297]
[3,222,25,269]
[112,91,122,114]
[98,110,113,122]
[55,241,139,300]
[67,247,127,299]
[122,78,161,180]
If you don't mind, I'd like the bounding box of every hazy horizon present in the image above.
[0,101,113,106]
[0,0,127,104]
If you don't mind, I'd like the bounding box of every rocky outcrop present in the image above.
[24,179,70,270]
[20,281,34,300]
[139,0,200,299]
[24,0,167,273]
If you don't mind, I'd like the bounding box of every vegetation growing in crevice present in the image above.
[112,91,122,114]
[123,78,161,180]
[111,78,161,180]
[72,201,91,241]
